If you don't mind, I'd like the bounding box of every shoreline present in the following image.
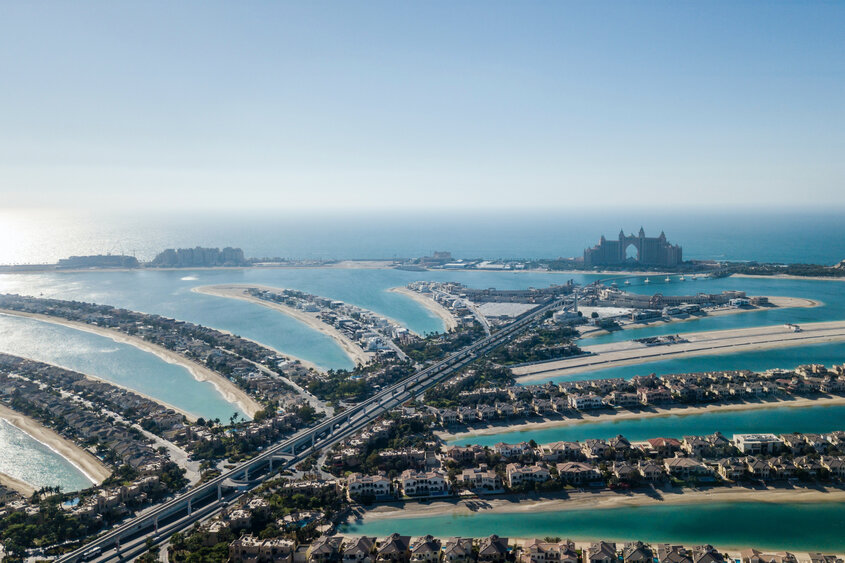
[436,395,845,441]
[0,403,111,490]
[578,295,819,338]
[388,287,458,332]
[4,263,845,283]
[515,320,845,382]
[732,273,845,282]
[193,285,373,367]
[0,470,36,497]
[0,350,197,422]
[358,484,845,523]
[0,309,261,418]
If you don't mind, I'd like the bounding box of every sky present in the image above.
[1,1,844,212]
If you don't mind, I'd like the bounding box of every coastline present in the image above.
[0,351,197,423]
[0,309,261,418]
[515,320,845,382]
[732,273,845,282]
[388,287,458,332]
[358,484,845,522]
[578,295,819,338]
[193,285,373,367]
[0,403,111,490]
[436,395,845,441]
[0,470,36,497]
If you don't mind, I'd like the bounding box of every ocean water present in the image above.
[0,418,94,493]
[340,502,845,551]
[2,209,845,265]
[448,403,845,446]
[0,211,844,495]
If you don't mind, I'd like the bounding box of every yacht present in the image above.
[679,275,686,281]
[664,276,671,282]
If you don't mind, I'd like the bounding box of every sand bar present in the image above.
[578,296,818,337]
[515,320,845,382]
[733,273,845,282]
[194,285,373,367]
[358,484,845,523]
[437,395,845,442]
[0,309,261,418]
[388,287,458,332]
[0,403,111,489]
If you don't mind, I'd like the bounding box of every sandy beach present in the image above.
[0,309,261,418]
[578,296,818,337]
[515,320,845,382]
[0,350,197,422]
[436,395,845,441]
[194,285,373,367]
[359,484,845,523]
[732,273,845,282]
[388,287,458,331]
[0,470,36,497]
[0,403,111,490]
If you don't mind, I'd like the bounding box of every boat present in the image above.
[679,275,685,281]
[624,279,631,285]
[644,278,650,284]
[664,276,671,282]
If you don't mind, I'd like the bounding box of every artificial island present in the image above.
[0,232,844,563]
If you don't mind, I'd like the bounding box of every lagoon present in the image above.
[0,314,244,421]
[341,501,845,551]
[448,403,845,446]
[0,418,94,493]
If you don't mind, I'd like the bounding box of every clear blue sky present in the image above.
[1,1,843,211]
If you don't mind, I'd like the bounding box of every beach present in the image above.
[388,287,458,331]
[436,395,845,441]
[516,320,845,382]
[194,285,373,367]
[359,484,845,523]
[0,470,36,497]
[0,309,261,418]
[732,273,845,282]
[0,403,111,491]
[578,296,818,337]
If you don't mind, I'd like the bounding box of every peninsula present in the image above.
[514,321,845,382]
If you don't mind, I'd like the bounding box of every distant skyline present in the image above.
[1,1,844,211]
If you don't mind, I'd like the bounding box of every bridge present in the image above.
[59,296,568,563]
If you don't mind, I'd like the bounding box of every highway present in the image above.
[58,296,567,563]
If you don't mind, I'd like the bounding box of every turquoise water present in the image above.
[0,418,94,492]
[0,268,600,370]
[536,341,845,386]
[3,210,845,265]
[0,314,244,421]
[583,274,845,345]
[449,403,845,446]
[341,501,845,551]
[0,269,843,492]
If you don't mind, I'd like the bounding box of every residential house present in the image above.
[588,542,618,563]
[506,463,551,488]
[478,535,510,563]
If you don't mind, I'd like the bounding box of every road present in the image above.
[57,297,564,563]
[513,320,845,382]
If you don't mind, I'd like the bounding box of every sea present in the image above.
[1,209,845,547]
